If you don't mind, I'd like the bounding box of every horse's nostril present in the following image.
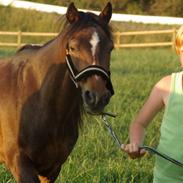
[84,90,96,106]
[102,91,111,105]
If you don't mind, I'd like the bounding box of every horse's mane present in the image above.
[16,44,42,53]
[16,37,57,54]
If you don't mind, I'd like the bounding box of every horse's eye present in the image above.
[69,47,75,52]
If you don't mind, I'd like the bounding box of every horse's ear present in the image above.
[99,2,112,24]
[66,3,79,23]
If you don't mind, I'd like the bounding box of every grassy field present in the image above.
[0,48,180,183]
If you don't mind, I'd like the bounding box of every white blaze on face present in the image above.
[90,31,100,64]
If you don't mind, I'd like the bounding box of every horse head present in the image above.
[65,2,114,114]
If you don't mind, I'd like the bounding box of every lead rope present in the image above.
[101,113,183,167]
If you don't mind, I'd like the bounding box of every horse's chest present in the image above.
[20,102,81,173]
[32,131,78,172]
[49,135,78,160]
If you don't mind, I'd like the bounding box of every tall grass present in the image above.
[0,5,181,48]
[0,48,180,182]
[0,5,179,33]
[0,6,58,32]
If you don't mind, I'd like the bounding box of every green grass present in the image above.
[0,49,15,57]
[0,48,180,182]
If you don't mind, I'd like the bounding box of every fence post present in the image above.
[115,31,120,49]
[172,28,176,49]
[17,30,22,48]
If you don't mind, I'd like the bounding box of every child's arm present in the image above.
[122,76,170,159]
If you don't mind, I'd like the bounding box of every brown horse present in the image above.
[0,2,114,183]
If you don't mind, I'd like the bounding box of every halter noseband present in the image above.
[65,54,114,95]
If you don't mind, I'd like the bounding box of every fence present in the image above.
[113,29,176,48]
[0,29,177,49]
[0,31,57,48]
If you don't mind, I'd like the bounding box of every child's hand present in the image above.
[121,143,146,159]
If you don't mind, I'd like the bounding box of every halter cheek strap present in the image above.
[65,54,114,95]
[65,54,79,88]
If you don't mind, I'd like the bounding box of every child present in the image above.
[122,25,183,183]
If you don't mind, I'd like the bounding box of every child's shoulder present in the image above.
[155,75,171,91]
[152,75,172,105]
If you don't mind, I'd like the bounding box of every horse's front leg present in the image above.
[38,175,50,183]
[16,151,40,183]
[45,163,62,183]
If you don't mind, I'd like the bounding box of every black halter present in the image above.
[65,54,114,95]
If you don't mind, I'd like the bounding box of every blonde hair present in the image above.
[175,25,183,54]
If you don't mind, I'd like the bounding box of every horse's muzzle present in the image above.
[82,90,111,114]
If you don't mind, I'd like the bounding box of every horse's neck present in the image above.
[38,64,82,136]
[33,38,82,121]
[33,38,65,85]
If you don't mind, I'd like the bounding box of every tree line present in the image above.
[25,0,183,17]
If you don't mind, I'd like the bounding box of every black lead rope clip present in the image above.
[101,113,183,167]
